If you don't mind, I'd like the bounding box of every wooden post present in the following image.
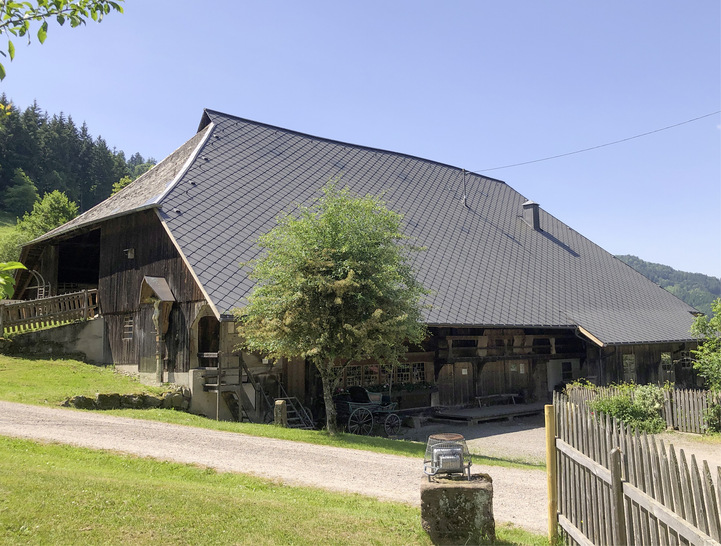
[545,404,558,543]
[610,447,628,546]
[151,299,162,385]
[274,399,288,427]
[215,352,222,421]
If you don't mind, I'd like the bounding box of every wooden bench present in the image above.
[475,393,519,407]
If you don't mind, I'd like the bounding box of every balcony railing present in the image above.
[0,289,98,335]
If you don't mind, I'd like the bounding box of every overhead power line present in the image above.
[472,110,721,174]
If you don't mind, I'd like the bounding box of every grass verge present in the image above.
[0,355,167,405]
[0,436,548,546]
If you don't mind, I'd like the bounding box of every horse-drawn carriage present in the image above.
[334,386,402,436]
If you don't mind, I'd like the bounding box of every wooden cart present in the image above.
[334,386,401,436]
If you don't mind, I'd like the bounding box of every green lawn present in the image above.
[0,355,549,545]
[0,436,548,546]
[0,355,167,405]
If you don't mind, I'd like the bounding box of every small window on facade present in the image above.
[363,365,379,386]
[122,316,134,340]
[395,364,412,384]
[661,353,673,372]
[623,354,636,381]
[345,365,361,387]
[562,361,573,382]
[412,362,427,383]
[678,351,694,369]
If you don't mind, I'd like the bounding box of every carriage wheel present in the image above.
[347,407,374,435]
[301,405,315,428]
[384,413,401,436]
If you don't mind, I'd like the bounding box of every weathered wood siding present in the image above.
[590,342,699,388]
[99,210,206,372]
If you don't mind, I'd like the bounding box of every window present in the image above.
[562,361,573,382]
[623,354,636,381]
[412,363,427,382]
[677,351,694,369]
[395,364,411,384]
[345,365,361,387]
[661,353,673,372]
[122,316,133,340]
[362,365,379,386]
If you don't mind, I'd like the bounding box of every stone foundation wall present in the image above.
[62,387,191,412]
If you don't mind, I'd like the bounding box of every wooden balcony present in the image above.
[0,289,98,335]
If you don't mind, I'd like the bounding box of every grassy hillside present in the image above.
[0,210,16,237]
[616,255,720,316]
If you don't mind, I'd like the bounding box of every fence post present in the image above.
[545,404,558,543]
[610,447,628,546]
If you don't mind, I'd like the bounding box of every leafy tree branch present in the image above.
[0,0,124,79]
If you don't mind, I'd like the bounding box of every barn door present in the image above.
[437,362,474,406]
[197,316,220,367]
[138,305,157,373]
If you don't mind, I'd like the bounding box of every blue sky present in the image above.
[1,1,719,277]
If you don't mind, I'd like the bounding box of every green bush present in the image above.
[705,402,721,434]
[589,385,666,434]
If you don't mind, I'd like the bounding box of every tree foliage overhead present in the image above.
[616,254,721,317]
[236,184,429,433]
[0,96,155,215]
[691,298,721,391]
[0,0,124,80]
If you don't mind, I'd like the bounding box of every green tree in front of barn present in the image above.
[236,184,428,434]
[691,298,721,391]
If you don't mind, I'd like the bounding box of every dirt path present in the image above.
[0,401,548,534]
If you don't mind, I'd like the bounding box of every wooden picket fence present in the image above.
[566,385,721,435]
[0,289,98,335]
[548,392,721,546]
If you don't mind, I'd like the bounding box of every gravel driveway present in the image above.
[0,401,549,534]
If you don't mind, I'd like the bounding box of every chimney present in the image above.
[522,201,541,231]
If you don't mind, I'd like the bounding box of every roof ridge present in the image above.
[155,122,214,206]
[202,108,509,187]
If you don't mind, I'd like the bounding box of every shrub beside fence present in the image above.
[549,392,721,546]
[566,385,721,435]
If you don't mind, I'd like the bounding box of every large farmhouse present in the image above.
[14,109,699,420]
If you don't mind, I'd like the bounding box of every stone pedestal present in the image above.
[420,473,495,545]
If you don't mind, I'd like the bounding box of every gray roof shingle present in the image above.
[156,110,696,345]
[32,109,699,346]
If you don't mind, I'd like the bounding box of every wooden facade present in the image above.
[15,207,699,411]
[97,210,206,373]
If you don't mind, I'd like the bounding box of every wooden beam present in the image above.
[577,326,605,348]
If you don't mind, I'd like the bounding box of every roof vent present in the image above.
[522,201,541,231]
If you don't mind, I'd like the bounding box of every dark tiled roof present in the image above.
[28,109,697,345]
[156,110,696,345]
